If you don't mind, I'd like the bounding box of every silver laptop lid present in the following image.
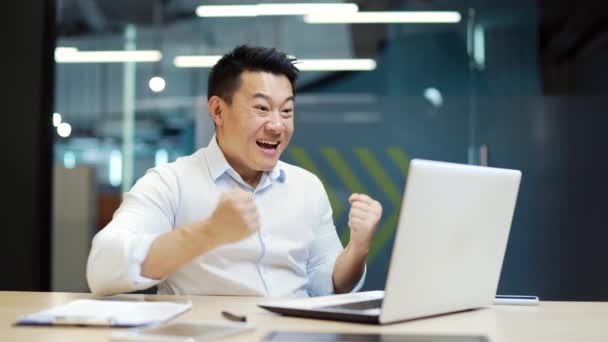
[380,160,521,324]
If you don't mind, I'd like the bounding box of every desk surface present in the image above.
[1,291,607,342]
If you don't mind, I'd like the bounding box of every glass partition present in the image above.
[53,0,546,294]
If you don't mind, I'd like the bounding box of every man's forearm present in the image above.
[141,220,219,279]
[332,242,368,294]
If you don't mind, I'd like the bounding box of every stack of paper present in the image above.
[17,298,192,327]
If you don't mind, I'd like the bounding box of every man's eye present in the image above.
[255,105,269,111]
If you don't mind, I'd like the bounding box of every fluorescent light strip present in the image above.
[305,11,462,24]
[55,50,162,63]
[296,59,376,71]
[174,56,376,71]
[196,5,256,17]
[55,47,79,58]
[174,56,222,68]
[196,3,358,17]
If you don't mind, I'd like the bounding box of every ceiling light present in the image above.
[197,5,257,17]
[305,11,461,24]
[174,56,222,68]
[53,112,62,127]
[174,56,376,71]
[296,59,376,71]
[55,47,78,60]
[149,76,166,92]
[196,3,358,17]
[55,50,162,63]
[57,122,72,138]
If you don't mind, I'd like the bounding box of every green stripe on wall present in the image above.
[354,148,401,206]
[386,147,410,177]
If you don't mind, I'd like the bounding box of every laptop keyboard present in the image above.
[321,298,383,311]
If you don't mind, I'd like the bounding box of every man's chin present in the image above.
[256,160,279,172]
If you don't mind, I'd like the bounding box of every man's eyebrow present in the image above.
[283,96,295,105]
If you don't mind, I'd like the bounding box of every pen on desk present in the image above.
[221,310,247,322]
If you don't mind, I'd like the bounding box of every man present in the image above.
[87,45,383,297]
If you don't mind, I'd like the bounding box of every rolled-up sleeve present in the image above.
[86,167,178,296]
[306,178,365,296]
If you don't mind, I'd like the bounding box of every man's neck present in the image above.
[241,172,263,189]
[216,136,263,189]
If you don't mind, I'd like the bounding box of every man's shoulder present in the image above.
[127,149,211,200]
[173,149,206,168]
[143,149,204,180]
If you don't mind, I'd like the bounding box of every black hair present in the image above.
[207,45,299,103]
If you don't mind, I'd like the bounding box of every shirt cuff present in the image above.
[350,264,366,293]
[308,259,367,296]
[128,233,165,289]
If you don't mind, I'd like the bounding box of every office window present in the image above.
[53,0,608,300]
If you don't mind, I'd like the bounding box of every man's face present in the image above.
[213,71,294,178]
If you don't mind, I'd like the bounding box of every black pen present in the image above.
[221,310,247,322]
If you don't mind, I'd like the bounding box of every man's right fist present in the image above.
[207,189,260,246]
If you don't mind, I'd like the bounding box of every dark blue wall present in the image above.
[288,3,608,300]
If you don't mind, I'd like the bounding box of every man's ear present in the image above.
[208,96,225,126]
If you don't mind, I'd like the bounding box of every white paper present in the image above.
[18,299,192,326]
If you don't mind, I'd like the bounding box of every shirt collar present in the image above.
[205,134,286,184]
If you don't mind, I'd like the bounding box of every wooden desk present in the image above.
[2,291,607,342]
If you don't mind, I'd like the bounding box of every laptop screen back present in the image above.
[380,160,521,324]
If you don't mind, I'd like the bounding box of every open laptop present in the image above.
[259,159,521,324]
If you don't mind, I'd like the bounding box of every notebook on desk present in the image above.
[259,159,522,324]
[16,298,192,327]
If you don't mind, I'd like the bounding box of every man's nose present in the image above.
[266,112,285,132]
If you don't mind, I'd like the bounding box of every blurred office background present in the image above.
[2,0,607,300]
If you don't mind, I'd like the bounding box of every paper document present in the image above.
[16,298,192,327]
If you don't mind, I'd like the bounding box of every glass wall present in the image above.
[51,0,521,291]
[53,0,608,299]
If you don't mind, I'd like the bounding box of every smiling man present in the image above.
[86,45,383,297]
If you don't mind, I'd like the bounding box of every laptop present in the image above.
[259,159,521,324]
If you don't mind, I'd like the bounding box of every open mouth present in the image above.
[256,139,280,151]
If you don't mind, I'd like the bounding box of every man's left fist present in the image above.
[347,193,383,252]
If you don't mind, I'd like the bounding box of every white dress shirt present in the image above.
[87,136,365,297]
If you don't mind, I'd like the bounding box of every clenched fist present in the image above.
[207,189,260,246]
[347,193,382,252]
